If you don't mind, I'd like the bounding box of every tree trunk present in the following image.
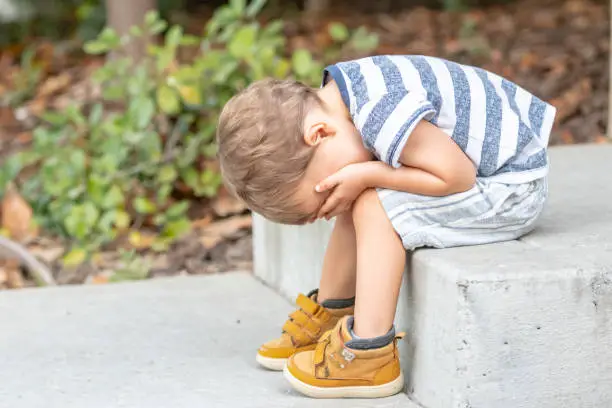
[609,0,612,138]
[305,0,329,14]
[106,0,156,60]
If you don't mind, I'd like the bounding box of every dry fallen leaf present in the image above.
[37,73,72,98]
[560,130,575,144]
[0,259,23,289]
[192,214,213,229]
[199,215,252,250]
[90,274,110,285]
[128,231,157,250]
[0,265,7,287]
[211,188,247,217]
[594,134,610,144]
[550,78,592,124]
[27,243,65,264]
[1,183,38,242]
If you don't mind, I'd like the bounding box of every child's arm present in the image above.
[366,120,476,196]
[316,120,476,219]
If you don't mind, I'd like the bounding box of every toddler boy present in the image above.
[216,55,555,398]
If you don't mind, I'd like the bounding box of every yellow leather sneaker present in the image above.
[256,290,354,371]
[283,316,405,399]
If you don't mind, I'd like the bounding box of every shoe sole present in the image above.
[283,365,405,399]
[256,354,287,371]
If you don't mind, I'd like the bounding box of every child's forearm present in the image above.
[362,161,473,197]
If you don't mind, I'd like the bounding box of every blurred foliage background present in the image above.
[0,0,608,287]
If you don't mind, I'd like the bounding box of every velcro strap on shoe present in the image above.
[283,320,311,345]
[314,336,330,366]
[295,293,319,316]
[282,319,302,337]
[289,309,310,327]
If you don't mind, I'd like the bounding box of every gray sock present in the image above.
[345,316,395,350]
[307,289,355,309]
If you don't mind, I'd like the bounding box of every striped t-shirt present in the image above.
[322,55,556,184]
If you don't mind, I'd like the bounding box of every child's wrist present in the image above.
[360,161,385,189]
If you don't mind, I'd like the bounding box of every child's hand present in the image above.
[315,163,371,220]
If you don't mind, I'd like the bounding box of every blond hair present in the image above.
[216,79,320,224]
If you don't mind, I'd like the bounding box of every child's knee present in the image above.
[352,189,383,221]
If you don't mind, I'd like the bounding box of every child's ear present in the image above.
[304,122,334,147]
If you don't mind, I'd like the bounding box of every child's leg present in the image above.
[284,190,405,397]
[352,189,406,338]
[317,212,357,303]
[257,213,356,370]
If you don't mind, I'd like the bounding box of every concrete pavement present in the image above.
[0,272,415,408]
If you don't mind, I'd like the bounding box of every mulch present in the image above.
[0,0,609,287]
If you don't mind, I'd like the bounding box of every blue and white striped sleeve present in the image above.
[355,91,436,168]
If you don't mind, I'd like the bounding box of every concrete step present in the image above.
[253,145,612,408]
[0,273,414,408]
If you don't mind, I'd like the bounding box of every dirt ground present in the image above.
[0,0,609,287]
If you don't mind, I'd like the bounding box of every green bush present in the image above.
[0,0,378,265]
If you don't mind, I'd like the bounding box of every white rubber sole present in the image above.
[283,365,405,399]
[256,354,287,371]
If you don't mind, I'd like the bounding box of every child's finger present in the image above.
[318,196,339,219]
[315,176,340,193]
[326,203,350,220]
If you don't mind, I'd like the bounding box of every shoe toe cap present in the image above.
[287,350,316,378]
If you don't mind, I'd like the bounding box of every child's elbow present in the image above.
[444,167,476,195]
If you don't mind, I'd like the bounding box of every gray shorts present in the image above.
[377,177,548,250]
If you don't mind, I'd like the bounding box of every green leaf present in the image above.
[114,210,131,229]
[212,60,239,84]
[153,214,166,227]
[157,164,178,183]
[66,105,86,127]
[291,49,314,78]
[133,197,156,214]
[150,20,168,35]
[84,40,109,55]
[99,27,120,47]
[180,35,200,46]
[162,217,191,239]
[63,248,87,266]
[151,237,171,252]
[156,49,174,72]
[273,58,291,79]
[98,210,117,234]
[87,175,108,206]
[166,201,190,219]
[102,85,125,100]
[201,143,218,158]
[123,131,146,145]
[262,20,284,37]
[133,97,155,130]
[89,103,103,125]
[145,10,161,27]
[156,85,181,115]
[350,27,379,52]
[328,23,349,42]
[230,0,247,13]
[228,26,257,58]
[41,111,69,126]
[129,26,143,37]
[165,25,183,48]
[246,0,267,18]
[64,202,100,240]
[101,185,124,209]
[182,167,198,189]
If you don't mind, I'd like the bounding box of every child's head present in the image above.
[217,78,370,224]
